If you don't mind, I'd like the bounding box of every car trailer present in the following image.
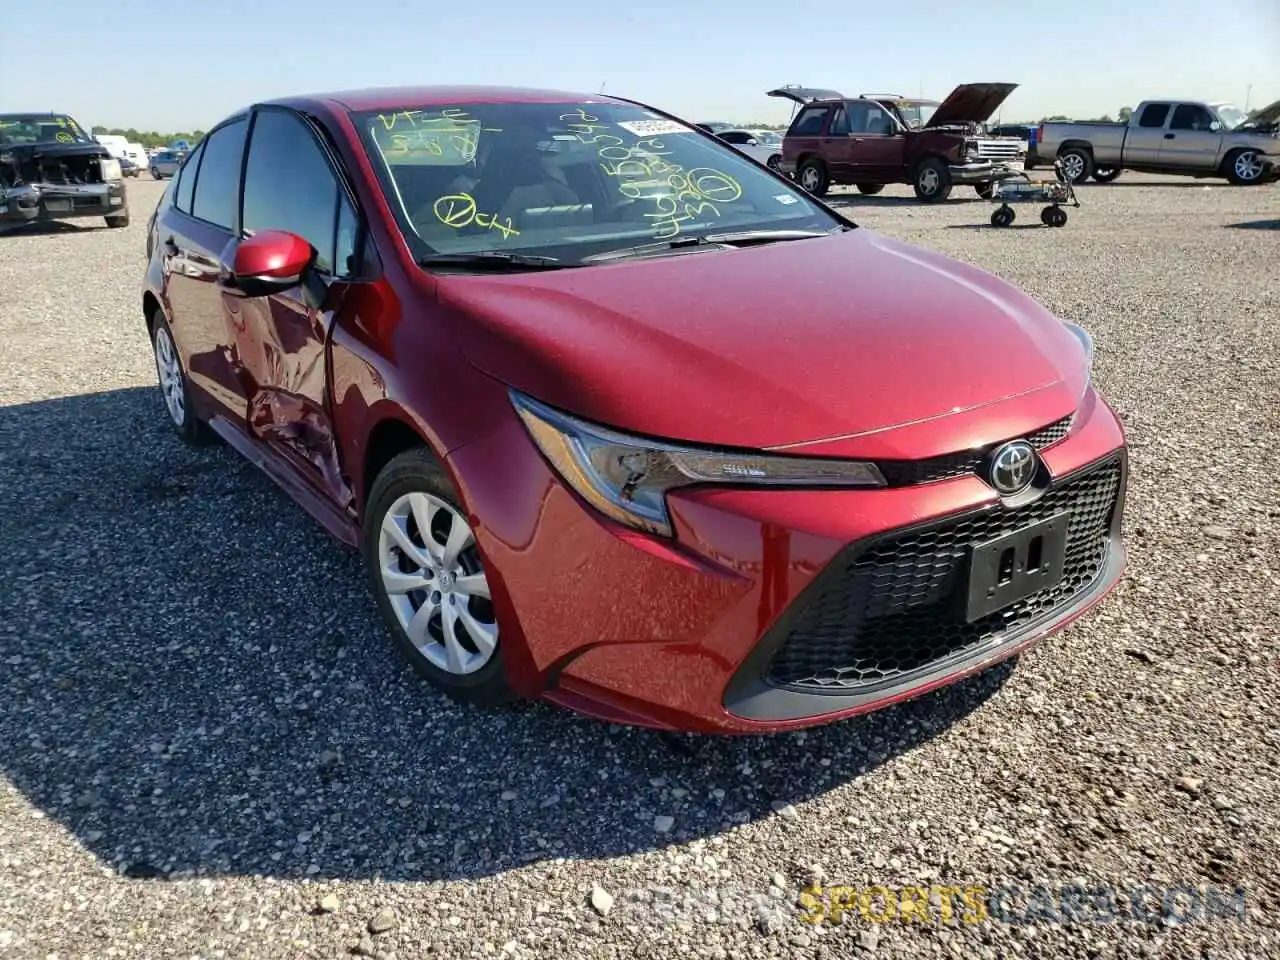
[987,159,1079,227]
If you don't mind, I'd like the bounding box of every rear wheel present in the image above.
[1040,206,1068,227]
[798,160,829,197]
[1224,149,1266,185]
[766,154,781,171]
[913,157,953,202]
[151,312,213,445]
[1091,168,1121,183]
[364,449,512,707]
[990,205,1015,227]
[856,183,885,195]
[1058,148,1093,184]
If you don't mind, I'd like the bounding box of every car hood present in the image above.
[1246,98,1280,127]
[436,230,1087,456]
[0,140,111,161]
[927,83,1019,127]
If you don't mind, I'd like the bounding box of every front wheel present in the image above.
[105,212,129,228]
[856,183,885,195]
[1040,206,1068,227]
[1224,149,1266,185]
[798,160,829,197]
[150,168,160,180]
[913,158,953,202]
[364,449,513,707]
[1092,168,1121,183]
[990,205,1015,227]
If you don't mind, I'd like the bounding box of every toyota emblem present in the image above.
[988,441,1037,495]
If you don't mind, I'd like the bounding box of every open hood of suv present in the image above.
[1243,98,1280,129]
[766,86,845,105]
[926,82,1019,127]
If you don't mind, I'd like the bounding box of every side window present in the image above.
[842,102,872,134]
[242,109,343,273]
[191,119,248,229]
[719,131,750,144]
[864,105,894,135]
[1169,104,1213,131]
[1138,103,1171,128]
[791,106,828,137]
[828,107,849,136]
[173,142,204,214]
[335,197,360,277]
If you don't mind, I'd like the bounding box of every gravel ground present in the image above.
[0,174,1277,960]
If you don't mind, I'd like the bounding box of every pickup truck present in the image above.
[769,82,1023,201]
[1029,98,1280,185]
[1,111,129,230]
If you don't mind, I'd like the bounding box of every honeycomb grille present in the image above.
[876,414,1073,487]
[766,457,1121,691]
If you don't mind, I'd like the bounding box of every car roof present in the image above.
[263,85,615,113]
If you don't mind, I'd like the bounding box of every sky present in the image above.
[2,0,1277,132]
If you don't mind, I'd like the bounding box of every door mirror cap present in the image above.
[1209,120,1223,132]
[226,230,316,297]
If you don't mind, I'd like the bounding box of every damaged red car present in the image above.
[142,86,1128,733]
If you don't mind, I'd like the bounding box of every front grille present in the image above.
[977,140,1026,160]
[765,457,1121,692]
[877,414,1072,487]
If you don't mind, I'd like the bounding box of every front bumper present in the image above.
[447,385,1128,733]
[949,159,1013,183]
[0,179,126,225]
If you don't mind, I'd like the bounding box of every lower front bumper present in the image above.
[949,160,1010,183]
[0,180,126,224]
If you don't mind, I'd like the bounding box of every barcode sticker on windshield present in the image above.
[617,120,692,136]
[774,194,799,205]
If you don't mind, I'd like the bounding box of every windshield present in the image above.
[0,113,94,147]
[891,100,938,130]
[353,101,839,265]
[1215,105,1248,130]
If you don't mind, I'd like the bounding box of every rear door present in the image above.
[226,106,360,504]
[783,104,831,167]
[1158,103,1223,170]
[158,119,250,421]
[845,101,907,182]
[1124,103,1172,165]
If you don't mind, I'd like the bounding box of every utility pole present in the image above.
[1244,84,1252,111]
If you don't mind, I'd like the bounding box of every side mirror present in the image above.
[746,138,759,146]
[1209,120,1223,132]
[221,230,316,299]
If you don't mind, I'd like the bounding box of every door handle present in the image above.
[1163,133,1175,139]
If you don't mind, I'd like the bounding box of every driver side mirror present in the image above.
[1209,120,1223,132]
[220,230,319,301]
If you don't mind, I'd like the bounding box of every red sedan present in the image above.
[142,86,1127,733]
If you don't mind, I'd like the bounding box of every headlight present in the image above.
[1063,322,1094,366]
[99,157,122,181]
[512,391,885,537]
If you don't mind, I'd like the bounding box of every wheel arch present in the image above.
[361,413,446,509]
[1056,140,1095,157]
[143,290,164,335]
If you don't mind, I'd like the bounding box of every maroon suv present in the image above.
[771,83,1018,201]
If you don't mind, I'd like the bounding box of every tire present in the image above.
[1057,147,1093,184]
[1091,168,1121,183]
[797,159,829,196]
[856,183,885,195]
[766,154,781,171]
[150,311,213,445]
[991,206,1015,227]
[105,212,130,228]
[1040,206,1068,227]
[913,157,952,202]
[363,449,513,707]
[974,183,995,200]
[150,168,160,180]
[1223,149,1266,185]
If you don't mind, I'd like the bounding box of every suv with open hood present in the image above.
[770,82,1020,201]
[0,112,129,230]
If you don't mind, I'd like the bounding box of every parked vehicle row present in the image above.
[140,84,1127,734]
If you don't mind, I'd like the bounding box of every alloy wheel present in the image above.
[918,167,940,195]
[1234,151,1263,182]
[153,325,185,426]
[1060,153,1086,182]
[801,166,821,191]
[377,492,497,676]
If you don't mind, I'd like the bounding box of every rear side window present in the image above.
[173,141,204,213]
[719,131,752,144]
[191,119,248,229]
[242,109,343,273]
[1138,103,1171,128]
[790,106,828,136]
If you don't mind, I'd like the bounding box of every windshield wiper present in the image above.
[417,252,570,271]
[581,227,843,265]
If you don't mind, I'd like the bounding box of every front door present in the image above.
[225,105,359,507]
[1158,103,1223,171]
[846,102,907,182]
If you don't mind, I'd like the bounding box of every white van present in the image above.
[93,134,130,160]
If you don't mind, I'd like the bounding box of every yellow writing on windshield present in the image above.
[376,109,502,162]
[432,193,519,240]
[56,132,74,143]
[559,109,745,240]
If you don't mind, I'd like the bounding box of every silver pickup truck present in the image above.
[1028,98,1279,185]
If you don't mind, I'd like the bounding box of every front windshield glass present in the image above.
[353,101,840,265]
[892,100,938,130]
[1216,106,1247,129]
[0,113,94,147]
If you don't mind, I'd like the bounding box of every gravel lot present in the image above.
[1,174,1277,960]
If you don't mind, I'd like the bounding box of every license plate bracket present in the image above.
[965,512,1069,622]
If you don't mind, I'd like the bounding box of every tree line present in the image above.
[91,126,206,148]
